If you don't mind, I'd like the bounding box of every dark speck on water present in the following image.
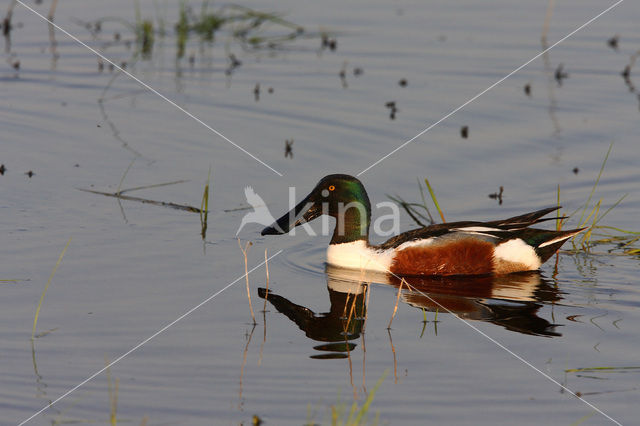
[607,35,619,51]
[385,101,398,120]
[460,125,469,138]
[573,167,580,175]
[621,65,631,79]
[555,64,568,86]
[2,18,11,36]
[25,170,35,178]
[321,34,337,51]
[398,78,407,87]
[285,139,294,158]
[524,83,531,96]
[0,164,6,175]
[339,63,347,88]
[488,186,504,204]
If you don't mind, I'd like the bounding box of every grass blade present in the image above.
[578,141,613,224]
[425,178,445,223]
[32,237,72,339]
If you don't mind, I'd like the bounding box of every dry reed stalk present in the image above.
[238,239,257,324]
[262,248,270,311]
[387,278,405,329]
[541,0,555,45]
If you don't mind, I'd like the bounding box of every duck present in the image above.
[261,174,586,276]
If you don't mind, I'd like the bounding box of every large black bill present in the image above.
[261,195,322,235]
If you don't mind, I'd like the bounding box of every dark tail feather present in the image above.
[533,227,587,263]
[496,206,561,228]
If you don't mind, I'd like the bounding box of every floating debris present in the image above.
[488,186,504,205]
[285,139,294,158]
[2,17,11,37]
[554,64,568,86]
[460,125,469,139]
[607,35,619,51]
[339,62,347,88]
[524,83,531,96]
[398,78,407,87]
[385,101,398,120]
[621,64,631,80]
[321,34,337,51]
[225,53,242,75]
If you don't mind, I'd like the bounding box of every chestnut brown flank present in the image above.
[390,239,495,276]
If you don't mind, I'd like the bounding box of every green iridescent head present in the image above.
[261,174,371,244]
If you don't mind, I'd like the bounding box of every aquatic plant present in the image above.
[200,166,212,239]
[32,237,72,339]
[560,142,639,256]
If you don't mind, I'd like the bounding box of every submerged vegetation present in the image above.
[306,371,387,426]
[79,0,331,66]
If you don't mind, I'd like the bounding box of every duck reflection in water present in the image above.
[258,276,367,360]
[259,266,563,359]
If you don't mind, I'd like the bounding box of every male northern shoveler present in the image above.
[261,174,586,276]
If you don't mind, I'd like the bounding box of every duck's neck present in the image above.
[330,204,370,245]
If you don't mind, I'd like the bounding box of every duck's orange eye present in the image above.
[328,185,335,191]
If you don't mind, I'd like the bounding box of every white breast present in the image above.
[326,241,394,272]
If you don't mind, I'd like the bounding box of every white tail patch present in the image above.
[492,238,541,270]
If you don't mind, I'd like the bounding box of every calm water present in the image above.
[2,0,639,424]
